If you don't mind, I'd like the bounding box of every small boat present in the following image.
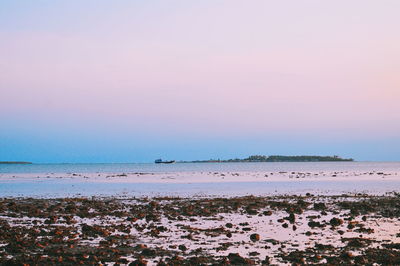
[154,159,176,164]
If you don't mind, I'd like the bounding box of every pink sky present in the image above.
[1,1,400,162]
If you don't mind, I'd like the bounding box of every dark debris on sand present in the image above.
[1,194,400,265]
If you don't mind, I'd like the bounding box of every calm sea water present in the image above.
[1,161,400,174]
[1,162,400,197]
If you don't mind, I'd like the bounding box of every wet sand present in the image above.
[1,170,398,183]
[2,194,400,265]
[1,170,400,198]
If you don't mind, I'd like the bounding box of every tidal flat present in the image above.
[1,169,399,198]
[2,194,400,265]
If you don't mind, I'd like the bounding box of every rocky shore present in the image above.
[1,194,400,265]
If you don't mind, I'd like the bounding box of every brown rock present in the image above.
[250,233,260,242]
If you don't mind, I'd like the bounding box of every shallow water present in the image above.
[1,179,399,198]
[1,162,399,198]
[1,161,400,174]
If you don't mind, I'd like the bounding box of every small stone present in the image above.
[141,248,156,257]
[263,211,272,216]
[250,233,260,242]
[329,217,343,227]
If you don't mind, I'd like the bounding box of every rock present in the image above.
[188,256,210,264]
[250,233,260,242]
[246,208,258,215]
[263,210,272,216]
[169,256,184,263]
[141,248,156,257]
[225,223,233,228]
[288,213,295,223]
[129,259,147,266]
[329,217,343,227]
[262,256,270,264]
[118,258,129,264]
[341,251,354,259]
[383,243,400,249]
[127,217,138,222]
[308,221,324,228]
[315,243,334,250]
[314,202,326,210]
[228,253,255,265]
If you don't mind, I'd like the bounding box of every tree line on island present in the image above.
[181,155,354,163]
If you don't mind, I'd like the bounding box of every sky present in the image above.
[1,0,400,163]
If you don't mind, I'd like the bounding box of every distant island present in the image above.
[0,161,32,164]
[180,155,354,163]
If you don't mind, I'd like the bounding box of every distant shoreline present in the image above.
[0,161,32,164]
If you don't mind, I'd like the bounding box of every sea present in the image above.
[1,162,400,198]
[2,161,400,174]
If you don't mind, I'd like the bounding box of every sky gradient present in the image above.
[1,0,400,163]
